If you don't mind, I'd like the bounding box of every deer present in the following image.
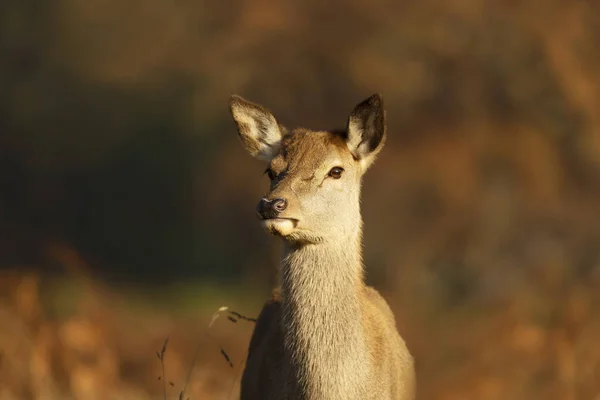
[229,93,415,400]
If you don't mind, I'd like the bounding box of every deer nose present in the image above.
[272,198,287,212]
[257,197,288,219]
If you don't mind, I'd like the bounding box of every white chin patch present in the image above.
[261,219,295,237]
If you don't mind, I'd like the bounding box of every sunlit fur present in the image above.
[230,94,415,400]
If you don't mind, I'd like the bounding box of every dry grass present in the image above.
[0,266,259,400]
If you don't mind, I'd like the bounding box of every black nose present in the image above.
[272,198,287,212]
[257,197,288,219]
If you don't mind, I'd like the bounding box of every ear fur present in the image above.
[346,93,386,170]
[229,95,284,161]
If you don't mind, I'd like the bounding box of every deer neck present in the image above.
[280,227,370,397]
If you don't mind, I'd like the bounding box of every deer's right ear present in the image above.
[229,95,284,161]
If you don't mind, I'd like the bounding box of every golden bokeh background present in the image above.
[1,1,599,399]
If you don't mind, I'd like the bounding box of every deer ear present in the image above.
[229,95,284,161]
[345,94,386,170]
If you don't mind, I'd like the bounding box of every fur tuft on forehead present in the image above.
[274,129,354,170]
[279,129,349,152]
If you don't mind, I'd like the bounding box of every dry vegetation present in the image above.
[1,0,600,399]
[0,257,259,400]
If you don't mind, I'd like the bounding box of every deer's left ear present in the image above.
[345,93,386,170]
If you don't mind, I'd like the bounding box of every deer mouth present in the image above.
[260,218,298,236]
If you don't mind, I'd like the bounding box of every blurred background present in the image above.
[1,0,600,399]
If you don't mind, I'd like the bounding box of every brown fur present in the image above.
[230,94,415,400]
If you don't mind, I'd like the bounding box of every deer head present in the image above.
[229,94,386,245]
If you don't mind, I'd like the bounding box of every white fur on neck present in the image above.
[280,233,370,399]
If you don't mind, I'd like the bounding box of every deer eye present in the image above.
[328,167,344,179]
[264,168,276,181]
